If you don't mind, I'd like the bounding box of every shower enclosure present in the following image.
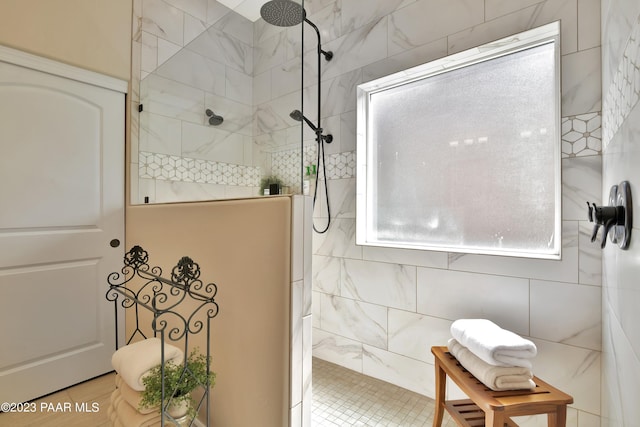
[131,0,316,206]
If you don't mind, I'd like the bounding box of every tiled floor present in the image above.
[0,359,456,426]
[312,358,456,427]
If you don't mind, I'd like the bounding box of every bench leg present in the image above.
[433,359,446,427]
[485,410,506,427]
[547,405,567,427]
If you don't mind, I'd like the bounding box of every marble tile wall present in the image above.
[303,1,604,426]
[132,0,259,204]
[600,2,640,427]
[130,1,609,426]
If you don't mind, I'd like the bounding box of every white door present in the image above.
[0,47,125,403]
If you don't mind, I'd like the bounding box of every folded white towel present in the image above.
[450,319,537,368]
[115,374,157,415]
[111,337,184,391]
[112,389,162,427]
[448,338,536,391]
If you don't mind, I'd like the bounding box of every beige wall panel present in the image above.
[0,0,132,80]
[126,197,292,426]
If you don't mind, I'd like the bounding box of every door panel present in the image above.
[0,50,125,403]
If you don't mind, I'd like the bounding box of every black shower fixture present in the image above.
[261,0,334,234]
[205,109,223,126]
[290,110,333,143]
[259,0,334,61]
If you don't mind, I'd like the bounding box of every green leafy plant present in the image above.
[139,348,215,420]
[259,175,283,195]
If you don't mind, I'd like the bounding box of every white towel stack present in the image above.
[108,338,184,427]
[448,319,537,391]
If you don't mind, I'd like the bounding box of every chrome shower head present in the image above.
[260,0,305,27]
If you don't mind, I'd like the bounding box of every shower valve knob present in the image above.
[586,202,625,248]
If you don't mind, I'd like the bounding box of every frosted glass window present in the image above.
[356,22,561,259]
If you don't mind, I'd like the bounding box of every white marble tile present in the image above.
[139,112,182,155]
[154,180,226,202]
[324,177,355,220]
[212,9,253,46]
[484,0,544,21]
[164,0,208,21]
[181,122,245,164]
[388,0,484,56]
[252,69,272,106]
[312,328,363,371]
[142,0,184,46]
[361,37,448,84]
[362,245,448,269]
[225,67,252,105]
[562,155,602,221]
[319,294,387,348]
[270,57,302,100]
[448,0,578,56]
[155,48,226,96]
[187,26,253,75]
[312,218,362,260]
[254,31,288,76]
[312,255,341,295]
[362,345,434,397]
[207,0,232,26]
[295,2,342,59]
[254,91,300,134]
[388,311,451,364]
[321,18,389,82]
[341,258,417,311]
[448,221,580,283]
[312,291,321,329]
[321,69,362,118]
[416,268,530,336]
[141,74,205,124]
[562,47,602,116]
[578,0,601,51]
[207,94,253,136]
[578,221,602,286]
[531,339,600,414]
[157,37,182,67]
[530,280,601,350]
[291,280,304,407]
[341,0,414,34]
[292,196,305,283]
[512,409,580,427]
[141,31,158,73]
[339,110,356,153]
[302,315,312,427]
[183,13,208,47]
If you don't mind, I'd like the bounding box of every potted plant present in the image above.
[259,175,284,195]
[139,348,215,421]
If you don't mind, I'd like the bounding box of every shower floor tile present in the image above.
[312,357,457,427]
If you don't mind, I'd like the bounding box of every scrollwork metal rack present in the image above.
[106,245,219,427]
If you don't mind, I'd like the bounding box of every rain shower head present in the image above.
[260,0,305,27]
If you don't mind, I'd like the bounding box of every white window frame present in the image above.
[355,21,561,259]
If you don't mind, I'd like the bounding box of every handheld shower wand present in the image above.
[289,110,333,143]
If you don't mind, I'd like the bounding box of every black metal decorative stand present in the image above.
[106,245,219,427]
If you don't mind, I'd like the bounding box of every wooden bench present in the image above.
[431,346,573,427]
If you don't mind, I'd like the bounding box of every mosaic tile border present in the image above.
[603,14,640,148]
[561,112,602,157]
[139,151,261,186]
[271,146,356,187]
